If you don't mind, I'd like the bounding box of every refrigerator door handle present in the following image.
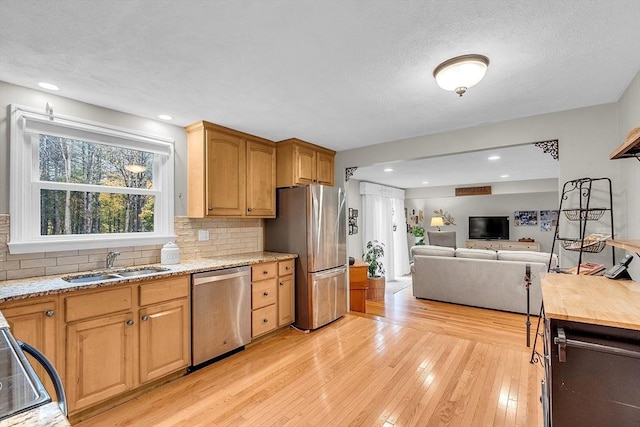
[313,266,347,279]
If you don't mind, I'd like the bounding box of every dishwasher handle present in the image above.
[193,267,250,286]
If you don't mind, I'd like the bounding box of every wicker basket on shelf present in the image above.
[562,208,606,221]
[561,237,608,253]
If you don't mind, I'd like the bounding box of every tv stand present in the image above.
[466,239,540,252]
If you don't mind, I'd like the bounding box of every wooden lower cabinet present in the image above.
[139,298,190,383]
[277,275,294,326]
[251,259,295,337]
[0,296,60,399]
[66,311,136,412]
[277,259,295,326]
[0,274,193,416]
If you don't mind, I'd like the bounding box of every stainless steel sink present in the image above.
[115,267,169,277]
[63,266,170,283]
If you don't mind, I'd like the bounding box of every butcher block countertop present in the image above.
[541,273,640,331]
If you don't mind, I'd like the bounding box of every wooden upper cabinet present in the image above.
[246,138,276,216]
[276,138,335,187]
[316,150,335,186]
[186,121,275,218]
[206,130,246,216]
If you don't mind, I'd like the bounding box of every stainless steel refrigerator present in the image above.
[264,185,347,331]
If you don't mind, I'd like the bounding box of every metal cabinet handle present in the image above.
[263,318,269,323]
[279,281,285,286]
[126,320,134,326]
[141,315,149,321]
[285,266,291,271]
[45,310,55,317]
[247,207,253,212]
[207,206,213,211]
[263,291,269,296]
[263,270,268,275]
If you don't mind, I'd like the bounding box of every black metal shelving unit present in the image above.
[548,177,616,273]
[531,177,615,365]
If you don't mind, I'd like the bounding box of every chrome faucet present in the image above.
[106,251,121,269]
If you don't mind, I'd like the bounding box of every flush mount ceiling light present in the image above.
[433,54,490,97]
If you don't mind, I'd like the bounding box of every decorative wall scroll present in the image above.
[533,139,559,160]
[348,208,358,235]
[455,186,492,196]
[345,167,358,182]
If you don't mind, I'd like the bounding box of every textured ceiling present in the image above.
[1,0,639,187]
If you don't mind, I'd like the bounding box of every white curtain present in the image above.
[392,197,410,277]
[360,182,410,281]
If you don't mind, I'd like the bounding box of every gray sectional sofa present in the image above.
[410,245,558,315]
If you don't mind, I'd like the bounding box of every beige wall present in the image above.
[337,72,640,271]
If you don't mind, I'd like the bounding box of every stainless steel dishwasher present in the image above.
[191,266,251,366]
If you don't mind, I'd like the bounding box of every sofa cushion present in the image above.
[497,250,558,269]
[411,245,455,258]
[455,247,497,260]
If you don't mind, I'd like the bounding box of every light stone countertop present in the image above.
[0,402,70,427]
[0,310,7,329]
[0,251,297,303]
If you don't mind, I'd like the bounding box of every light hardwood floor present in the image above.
[77,286,543,426]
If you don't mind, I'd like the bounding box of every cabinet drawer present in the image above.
[139,275,189,306]
[252,278,277,310]
[252,262,277,280]
[252,304,277,337]
[65,286,132,323]
[278,259,294,276]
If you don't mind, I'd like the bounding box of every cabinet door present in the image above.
[2,298,60,398]
[66,312,135,412]
[246,139,276,217]
[294,144,316,184]
[277,275,294,326]
[316,151,335,186]
[206,130,246,216]
[139,299,190,383]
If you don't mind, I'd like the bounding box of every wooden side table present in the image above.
[349,261,368,313]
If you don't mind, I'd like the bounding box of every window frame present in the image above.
[9,105,175,254]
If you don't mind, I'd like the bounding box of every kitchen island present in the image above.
[540,274,640,426]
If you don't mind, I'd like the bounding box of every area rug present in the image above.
[385,276,412,294]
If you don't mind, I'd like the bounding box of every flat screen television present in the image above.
[468,216,509,240]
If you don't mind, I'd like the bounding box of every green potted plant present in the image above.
[363,240,385,300]
[412,225,425,245]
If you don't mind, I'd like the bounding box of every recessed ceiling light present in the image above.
[422,181,429,184]
[500,174,509,178]
[488,155,500,160]
[38,82,59,91]
[384,168,393,172]
[158,114,173,121]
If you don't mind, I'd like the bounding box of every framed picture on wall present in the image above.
[539,209,558,231]
[514,210,538,226]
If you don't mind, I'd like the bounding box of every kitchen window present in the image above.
[8,105,175,254]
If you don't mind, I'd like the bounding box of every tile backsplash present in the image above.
[0,214,263,281]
